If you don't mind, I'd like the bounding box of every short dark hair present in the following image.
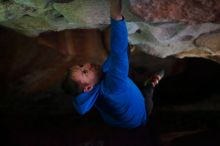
[62,69,82,97]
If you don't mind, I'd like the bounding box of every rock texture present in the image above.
[130,0,220,23]
[1,0,220,63]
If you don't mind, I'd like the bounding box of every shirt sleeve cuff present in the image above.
[111,16,125,22]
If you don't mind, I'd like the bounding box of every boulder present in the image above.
[1,0,220,63]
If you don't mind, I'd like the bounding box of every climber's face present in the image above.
[70,63,102,92]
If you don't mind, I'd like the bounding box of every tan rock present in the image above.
[195,31,220,55]
[175,48,213,59]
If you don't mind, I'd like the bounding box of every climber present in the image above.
[62,0,164,128]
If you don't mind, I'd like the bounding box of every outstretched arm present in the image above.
[103,0,129,93]
[110,0,123,20]
[109,0,128,62]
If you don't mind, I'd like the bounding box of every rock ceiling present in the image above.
[0,0,220,63]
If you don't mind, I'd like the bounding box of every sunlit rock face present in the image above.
[130,0,220,23]
[128,0,220,62]
[0,0,220,63]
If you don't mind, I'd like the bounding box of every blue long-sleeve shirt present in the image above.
[73,18,147,128]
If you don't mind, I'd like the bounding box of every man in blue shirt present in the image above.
[63,0,164,128]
